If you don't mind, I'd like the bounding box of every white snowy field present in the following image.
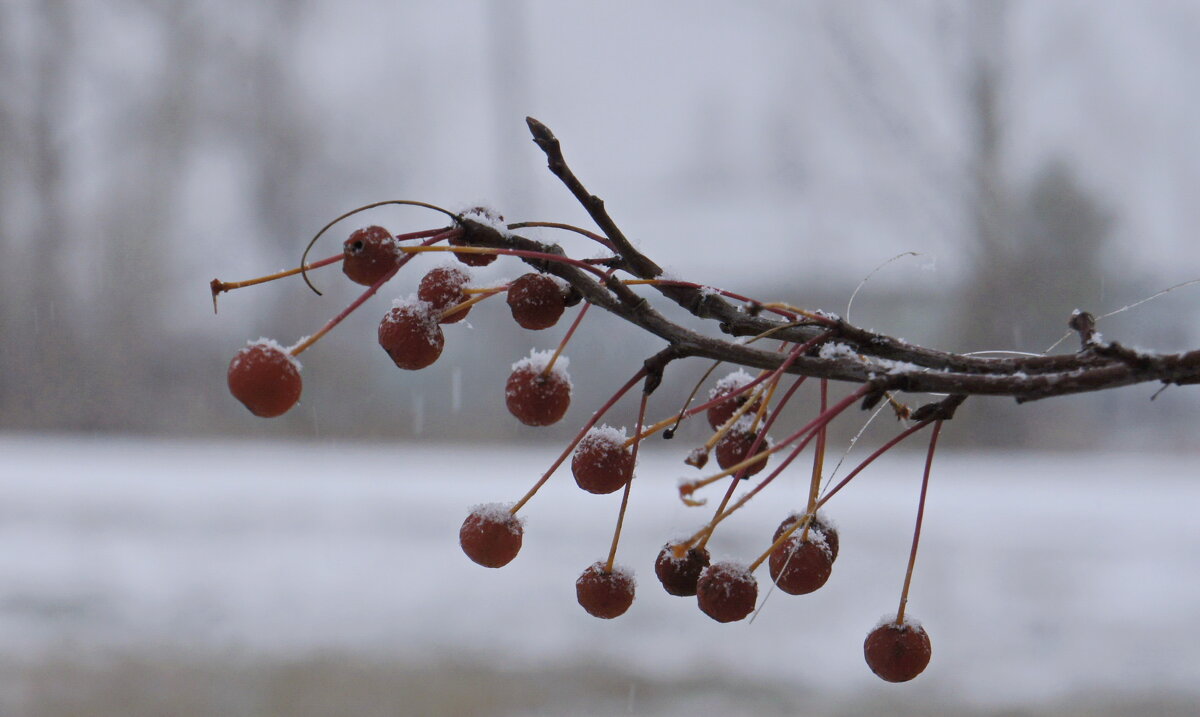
[0,434,1197,716]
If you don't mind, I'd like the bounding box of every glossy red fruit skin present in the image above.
[505,365,571,426]
[654,544,711,597]
[571,431,634,494]
[575,562,635,619]
[459,505,523,568]
[774,513,840,562]
[506,273,567,330]
[864,622,932,682]
[418,265,472,324]
[768,535,833,595]
[342,226,398,286]
[714,428,769,478]
[696,562,758,623]
[227,342,302,418]
[378,302,444,370]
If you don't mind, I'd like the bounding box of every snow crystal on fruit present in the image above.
[511,348,570,379]
[710,368,754,397]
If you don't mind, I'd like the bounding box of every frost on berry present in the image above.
[227,339,302,418]
[575,562,636,619]
[506,272,568,330]
[343,225,398,286]
[714,425,770,478]
[654,543,710,597]
[774,512,840,563]
[378,297,444,370]
[706,369,760,430]
[571,425,634,494]
[696,561,758,623]
[864,617,932,682]
[459,503,524,568]
[505,350,572,426]
[418,265,472,324]
[768,534,834,595]
[450,207,502,266]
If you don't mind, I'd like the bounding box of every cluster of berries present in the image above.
[214,206,937,683]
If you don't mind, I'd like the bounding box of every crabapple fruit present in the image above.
[696,562,757,623]
[417,265,472,324]
[342,225,398,286]
[571,426,635,494]
[864,620,932,682]
[654,544,711,597]
[227,340,302,418]
[378,299,444,370]
[459,504,523,568]
[575,562,635,619]
[506,272,568,330]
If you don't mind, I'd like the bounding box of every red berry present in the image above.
[768,534,833,595]
[378,299,444,370]
[714,427,769,478]
[575,562,635,619]
[506,273,568,330]
[654,543,710,597]
[864,619,932,682]
[773,512,839,562]
[571,425,634,494]
[450,207,501,266]
[706,369,760,430]
[417,265,472,324]
[227,339,302,418]
[342,225,398,285]
[505,352,572,426]
[459,504,523,568]
[696,561,757,623]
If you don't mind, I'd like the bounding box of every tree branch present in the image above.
[449,119,1200,412]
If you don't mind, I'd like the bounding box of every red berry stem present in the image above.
[290,230,456,357]
[678,384,871,552]
[505,221,616,251]
[629,331,834,447]
[812,420,933,513]
[604,390,650,573]
[804,379,830,526]
[508,367,648,515]
[541,291,593,378]
[896,419,943,626]
[397,244,610,280]
[210,252,343,312]
[696,373,807,550]
[439,286,507,321]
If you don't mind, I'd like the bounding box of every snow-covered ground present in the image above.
[0,434,1197,715]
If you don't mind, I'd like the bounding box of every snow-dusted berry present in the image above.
[505,351,572,426]
[378,299,444,370]
[774,512,840,562]
[343,225,398,285]
[864,619,932,682]
[450,207,501,266]
[696,561,757,623]
[706,370,760,430]
[417,265,472,324]
[714,427,769,478]
[768,534,833,595]
[459,504,523,568]
[575,562,635,619]
[506,273,568,330]
[227,340,302,418]
[654,544,710,597]
[571,425,634,494]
